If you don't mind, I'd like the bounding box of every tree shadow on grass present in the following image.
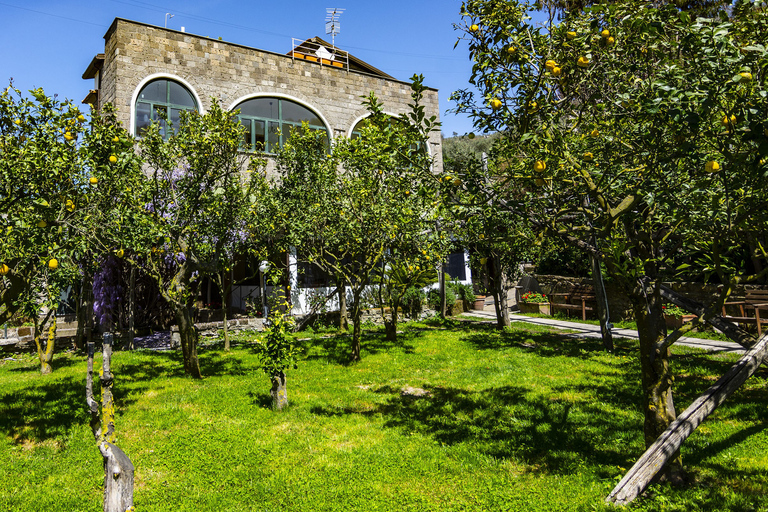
[301,329,422,366]
[311,377,644,476]
[0,375,88,445]
[461,327,628,359]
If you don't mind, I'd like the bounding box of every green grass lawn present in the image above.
[1,320,766,511]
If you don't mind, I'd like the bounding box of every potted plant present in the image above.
[662,304,697,329]
[519,291,551,315]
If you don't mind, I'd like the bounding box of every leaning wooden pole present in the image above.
[607,332,768,505]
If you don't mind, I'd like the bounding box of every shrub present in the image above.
[427,287,457,311]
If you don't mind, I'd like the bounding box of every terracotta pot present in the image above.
[473,296,486,310]
[665,314,697,330]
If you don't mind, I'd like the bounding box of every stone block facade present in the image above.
[85,18,443,174]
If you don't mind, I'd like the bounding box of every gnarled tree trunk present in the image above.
[631,280,683,481]
[35,317,56,375]
[174,305,202,379]
[87,334,135,512]
[489,256,510,329]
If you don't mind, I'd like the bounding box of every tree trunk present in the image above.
[174,306,202,379]
[76,272,93,352]
[35,318,56,375]
[350,288,362,362]
[338,279,349,332]
[631,281,683,481]
[608,332,768,505]
[590,254,614,352]
[126,265,136,351]
[221,272,231,351]
[439,263,447,319]
[490,256,510,329]
[92,333,135,512]
[385,295,400,342]
[270,371,288,410]
[99,442,135,512]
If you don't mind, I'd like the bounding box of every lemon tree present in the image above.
[136,100,269,378]
[275,76,443,360]
[453,0,768,480]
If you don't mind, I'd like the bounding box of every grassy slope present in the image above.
[0,320,766,511]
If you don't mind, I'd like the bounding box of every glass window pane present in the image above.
[237,98,279,118]
[168,81,196,107]
[170,108,183,135]
[254,120,265,151]
[139,80,167,102]
[136,102,152,136]
[153,105,167,137]
[239,118,252,148]
[268,122,280,152]
[282,100,322,125]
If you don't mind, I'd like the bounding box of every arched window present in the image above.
[134,79,198,138]
[234,97,327,153]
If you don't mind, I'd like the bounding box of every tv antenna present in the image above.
[325,8,345,48]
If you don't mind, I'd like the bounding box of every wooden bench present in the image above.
[722,289,768,336]
[550,284,596,321]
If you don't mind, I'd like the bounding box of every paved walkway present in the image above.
[462,309,746,355]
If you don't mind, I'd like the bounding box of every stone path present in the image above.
[462,309,746,354]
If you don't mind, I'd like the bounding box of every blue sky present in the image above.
[0,0,482,137]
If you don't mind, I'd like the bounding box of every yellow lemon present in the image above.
[705,160,720,173]
[109,155,117,164]
[112,136,119,142]
[722,114,736,127]
[116,249,125,258]
[552,67,562,77]
[0,263,9,276]
[577,56,590,68]
[469,24,479,32]
[66,199,75,211]
[77,114,86,122]
[566,31,577,40]
[601,29,610,38]
[529,101,538,109]
[48,258,59,270]
[507,46,517,55]
[607,36,615,46]
[740,72,753,81]
[545,59,557,71]
[590,129,600,138]
[14,119,21,125]
[64,132,74,141]
[583,152,594,162]
[533,160,546,172]
[490,98,503,110]
[89,176,98,185]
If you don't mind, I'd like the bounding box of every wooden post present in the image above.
[86,333,135,512]
[607,332,768,505]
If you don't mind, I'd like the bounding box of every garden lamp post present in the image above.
[259,260,270,322]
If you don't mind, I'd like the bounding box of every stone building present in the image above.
[82,18,469,314]
[82,18,443,172]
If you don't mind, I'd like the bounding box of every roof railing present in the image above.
[290,38,349,72]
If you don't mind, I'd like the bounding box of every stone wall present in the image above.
[94,18,443,175]
[524,274,768,320]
